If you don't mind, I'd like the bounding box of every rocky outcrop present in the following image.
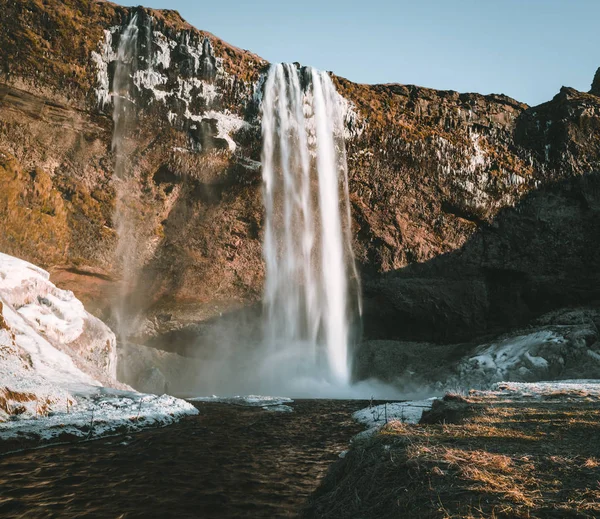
[0,0,599,386]
[355,306,600,392]
[0,0,266,334]
[591,67,600,96]
[362,170,600,343]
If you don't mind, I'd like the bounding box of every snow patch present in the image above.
[468,131,488,171]
[482,380,600,399]
[263,404,294,413]
[353,399,435,429]
[0,388,197,442]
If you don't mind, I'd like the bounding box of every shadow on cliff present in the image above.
[122,167,600,360]
[362,169,600,344]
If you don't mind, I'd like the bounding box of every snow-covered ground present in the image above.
[351,379,600,442]
[0,388,195,442]
[0,253,197,446]
[480,379,600,399]
[351,399,436,441]
[353,399,436,428]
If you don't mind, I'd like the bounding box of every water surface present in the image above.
[0,399,374,518]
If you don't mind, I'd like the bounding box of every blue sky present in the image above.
[122,0,600,106]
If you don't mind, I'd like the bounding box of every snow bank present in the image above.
[351,399,435,442]
[0,388,196,442]
[353,399,435,428]
[0,253,197,445]
[0,252,117,383]
[481,379,600,399]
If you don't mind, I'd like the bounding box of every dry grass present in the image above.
[0,387,37,417]
[304,392,600,518]
[0,387,57,420]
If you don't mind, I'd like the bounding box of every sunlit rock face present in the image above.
[0,0,599,364]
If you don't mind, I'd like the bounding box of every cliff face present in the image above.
[0,0,599,353]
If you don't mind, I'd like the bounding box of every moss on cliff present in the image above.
[0,152,70,265]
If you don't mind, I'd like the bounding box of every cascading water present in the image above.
[261,63,360,389]
[111,15,140,362]
[112,14,138,166]
[104,22,382,396]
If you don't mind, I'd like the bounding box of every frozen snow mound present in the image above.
[0,252,117,384]
[0,253,197,444]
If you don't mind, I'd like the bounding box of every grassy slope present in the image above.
[304,389,600,518]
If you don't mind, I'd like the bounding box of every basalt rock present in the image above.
[0,0,599,363]
[591,67,600,96]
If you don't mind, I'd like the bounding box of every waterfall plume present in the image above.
[261,63,360,389]
[111,14,140,363]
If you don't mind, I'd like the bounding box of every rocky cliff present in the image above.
[1,0,599,385]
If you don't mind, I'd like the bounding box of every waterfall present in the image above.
[112,14,138,166]
[261,63,359,388]
[111,15,140,358]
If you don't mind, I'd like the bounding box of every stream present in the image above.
[0,399,374,518]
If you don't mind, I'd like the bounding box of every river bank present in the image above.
[304,382,600,518]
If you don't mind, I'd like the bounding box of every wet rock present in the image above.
[355,306,600,391]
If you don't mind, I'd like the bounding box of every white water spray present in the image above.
[261,63,360,389]
[111,15,140,359]
[112,15,138,164]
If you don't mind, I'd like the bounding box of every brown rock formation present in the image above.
[0,0,599,363]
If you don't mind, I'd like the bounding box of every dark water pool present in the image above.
[0,399,372,518]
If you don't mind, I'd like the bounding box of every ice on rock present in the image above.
[152,31,171,70]
[133,69,169,102]
[0,253,197,444]
[353,399,436,428]
[91,21,249,150]
[0,252,116,382]
[91,29,118,108]
[460,330,564,385]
